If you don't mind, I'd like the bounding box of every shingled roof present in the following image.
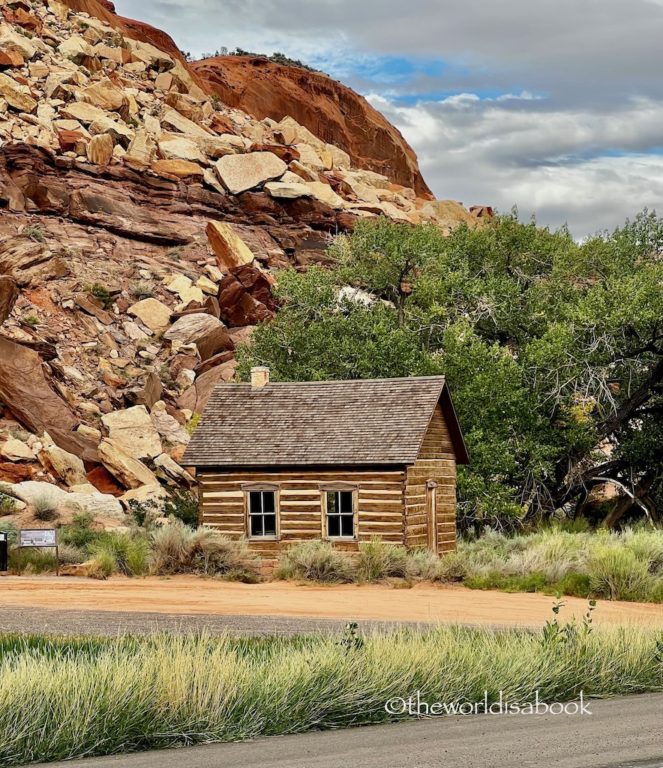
[183,375,469,468]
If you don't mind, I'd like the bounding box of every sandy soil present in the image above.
[0,576,661,628]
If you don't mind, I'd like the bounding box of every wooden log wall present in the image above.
[405,404,457,553]
[198,468,407,555]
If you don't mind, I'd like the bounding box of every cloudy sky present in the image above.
[116,0,663,237]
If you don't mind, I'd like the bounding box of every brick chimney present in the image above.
[251,366,270,388]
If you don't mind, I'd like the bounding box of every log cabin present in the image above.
[183,368,469,558]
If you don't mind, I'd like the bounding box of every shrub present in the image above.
[150,521,260,580]
[57,543,87,566]
[434,551,468,583]
[58,513,99,550]
[275,541,354,583]
[0,493,16,517]
[356,539,410,582]
[163,490,199,528]
[587,545,655,602]
[9,548,58,575]
[89,532,151,577]
[0,520,18,545]
[29,493,59,522]
[86,283,114,309]
[86,550,116,580]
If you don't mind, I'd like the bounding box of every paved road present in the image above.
[35,694,663,768]
[0,606,433,636]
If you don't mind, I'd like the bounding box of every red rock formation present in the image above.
[60,0,432,197]
[192,56,433,198]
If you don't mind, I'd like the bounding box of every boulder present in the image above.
[218,265,276,327]
[0,26,37,60]
[150,401,190,448]
[98,438,160,489]
[154,453,195,486]
[128,297,172,334]
[161,107,209,137]
[57,34,94,63]
[7,481,124,519]
[265,181,313,200]
[0,438,34,462]
[158,135,205,163]
[38,439,88,487]
[195,325,234,361]
[305,181,344,209]
[214,152,287,195]
[164,313,224,345]
[178,360,237,414]
[86,133,114,166]
[0,48,23,68]
[125,130,156,168]
[124,372,162,410]
[0,337,97,462]
[151,159,204,179]
[165,274,204,304]
[80,79,127,113]
[120,484,169,508]
[0,275,18,324]
[0,72,37,113]
[206,221,255,273]
[101,406,163,460]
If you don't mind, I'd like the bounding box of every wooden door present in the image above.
[426,480,438,552]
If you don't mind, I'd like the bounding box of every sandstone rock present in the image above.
[7,481,124,519]
[60,101,110,125]
[161,107,210,138]
[86,133,114,165]
[39,440,88,487]
[158,134,205,163]
[150,401,190,448]
[264,181,313,200]
[0,72,36,113]
[0,275,18,324]
[99,438,160,489]
[58,129,86,153]
[0,25,37,60]
[305,180,344,209]
[214,152,287,195]
[218,266,275,327]
[101,406,163,460]
[124,129,156,168]
[164,313,223,345]
[198,133,244,159]
[288,159,319,182]
[206,221,255,272]
[0,337,96,463]
[58,34,94,64]
[178,360,237,414]
[125,38,175,72]
[89,114,134,147]
[128,297,171,334]
[0,49,24,68]
[295,142,326,171]
[196,275,218,295]
[120,483,169,508]
[195,325,234,361]
[0,438,34,462]
[80,79,128,113]
[154,452,195,486]
[151,159,204,179]
[124,372,163,410]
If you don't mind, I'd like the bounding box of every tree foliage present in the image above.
[238,214,663,529]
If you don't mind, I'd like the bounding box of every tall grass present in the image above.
[0,623,660,766]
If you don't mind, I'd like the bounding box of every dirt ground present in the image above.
[0,576,661,629]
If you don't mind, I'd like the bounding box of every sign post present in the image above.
[0,531,7,574]
[19,529,59,576]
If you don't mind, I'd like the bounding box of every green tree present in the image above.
[238,214,663,529]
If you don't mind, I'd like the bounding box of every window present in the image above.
[325,490,355,538]
[248,490,277,538]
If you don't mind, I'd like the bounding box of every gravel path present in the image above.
[0,606,431,637]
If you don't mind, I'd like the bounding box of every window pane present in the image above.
[326,492,338,515]
[341,515,354,538]
[250,514,263,537]
[328,515,340,538]
[263,514,277,536]
[339,491,353,514]
[262,491,275,514]
[249,492,262,514]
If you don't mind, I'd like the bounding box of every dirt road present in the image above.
[0,576,661,629]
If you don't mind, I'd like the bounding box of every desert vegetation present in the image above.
[0,616,661,765]
[275,529,663,603]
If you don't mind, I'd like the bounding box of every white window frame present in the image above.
[243,484,279,540]
[321,485,358,540]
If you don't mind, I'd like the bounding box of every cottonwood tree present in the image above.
[239,214,662,530]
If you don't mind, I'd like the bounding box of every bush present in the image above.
[31,494,59,522]
[275,541,355,583]
[9,548,58,575]
[58,513,99,549]
[150,521,260,581]
[86,550,116,580]
[89,532,151,577]
[57,543,87,566]
[587,545,656,602]
[356,539,410,582]
[0,491,16,517]
[164,490,199,528]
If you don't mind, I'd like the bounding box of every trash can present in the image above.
[0,532,7,572]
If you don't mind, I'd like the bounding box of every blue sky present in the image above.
[116,0,663,237]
